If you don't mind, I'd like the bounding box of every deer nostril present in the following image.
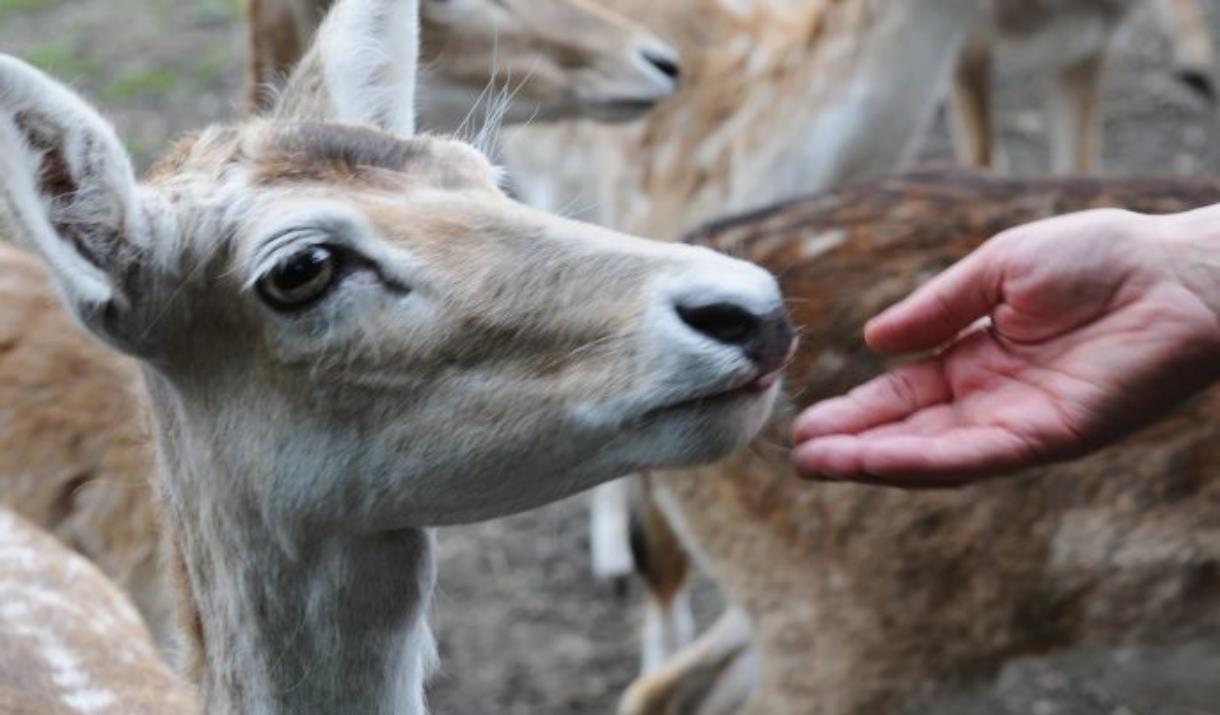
[677,302,758,346]
[676,301,795,374]
[642,51,681,82]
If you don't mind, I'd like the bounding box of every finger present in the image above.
[793,427,1038,485]
[806,472,985,490]
[864,240,1004,354]
[792,360,951,442]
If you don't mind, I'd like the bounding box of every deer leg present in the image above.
[950,30,994,169]
[1048,51,1106,174]
[1156,0,1216,103]
[620,607,756,715]
[632,478,697,674]
[590,478,636,583]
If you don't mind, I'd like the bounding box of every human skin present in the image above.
[792,205,1220,487]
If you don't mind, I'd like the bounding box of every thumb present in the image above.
[865,241,1004,354]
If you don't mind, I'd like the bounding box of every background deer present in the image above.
[0,0,792,710]
[246,0,682,129]
[0,505,193,715]
[952,0,1216,174]
[620,169,1220,715]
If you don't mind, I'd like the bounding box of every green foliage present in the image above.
[102,67,176,102]
[196,0,242,22]
[0,0,63,19]
[21,44,103,79]
[190,44,232,89]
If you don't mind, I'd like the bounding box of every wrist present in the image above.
[1157,204,1220,351]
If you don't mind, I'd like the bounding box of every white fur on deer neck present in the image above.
[151,387,437,714]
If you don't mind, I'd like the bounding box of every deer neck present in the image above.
[738,0,980,210]
[602,0,980,238]
[145,376,437,715]
[794,0,979,179]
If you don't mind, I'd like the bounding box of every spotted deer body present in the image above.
[0,1,793,711]
[0,506,193,715]
[621,171,1220,715]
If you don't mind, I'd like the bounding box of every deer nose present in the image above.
[675,300,794,375]
[642,50,681,83]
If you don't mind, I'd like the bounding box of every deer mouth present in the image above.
[640,369,783,422]
[584,97,665,122]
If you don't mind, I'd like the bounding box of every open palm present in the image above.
[793,209,1220,487]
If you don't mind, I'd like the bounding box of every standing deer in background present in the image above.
[0,0,792,711]
[952,0,1216,174]
[246,0,682,129]
[621,170,1220,715]
[0,0,681,653]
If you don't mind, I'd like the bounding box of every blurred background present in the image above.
[4,1,1220,713]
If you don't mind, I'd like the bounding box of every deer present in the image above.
[0,0,795,711]
[951,0,1216,175]
[0,0,684,654]
[245,0,682,130]
[617,169,1220,715]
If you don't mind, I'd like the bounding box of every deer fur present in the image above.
[245,0,683,129]
[0,506,193,715]
[620,170,1220,715]
[0,0,794,710]
[952,0,1216,174]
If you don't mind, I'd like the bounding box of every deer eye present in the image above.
[258,245,338,310]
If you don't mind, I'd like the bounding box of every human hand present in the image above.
[792,207,1220,487]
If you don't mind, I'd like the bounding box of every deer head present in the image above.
[0,17,785,528]
[418,0,682,125]
[248,0,681,126]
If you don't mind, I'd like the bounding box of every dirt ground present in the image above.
[4,2,1220,714]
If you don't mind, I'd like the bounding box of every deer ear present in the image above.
[0,54,148,355]
[273,0,420,136]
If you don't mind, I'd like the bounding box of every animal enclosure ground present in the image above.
[3,1,1220,713]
